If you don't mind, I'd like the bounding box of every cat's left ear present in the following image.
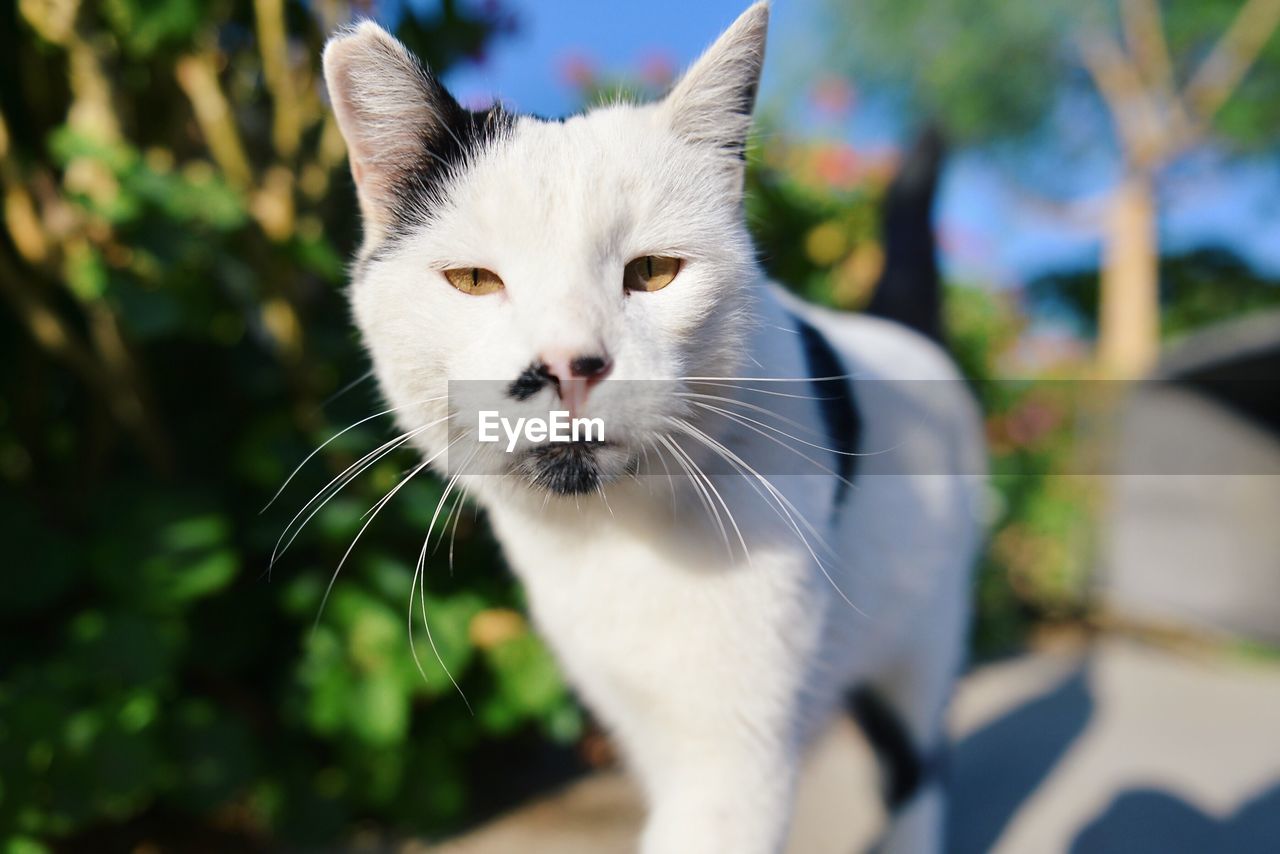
[662,1,768,159]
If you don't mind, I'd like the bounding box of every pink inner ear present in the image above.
[350,159,364,187]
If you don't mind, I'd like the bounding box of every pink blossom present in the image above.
[558,52,596,90]
[638,52,675,89]
[810,75,855,118]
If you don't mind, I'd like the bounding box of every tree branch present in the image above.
[175,51,255,190]
[0,113,50,264]
[1077,31,1170,169]
[253,0,302,159]
[0,247,173,474]
[0,250,103,383]
[1183,0,1280,124]
[1120,0,1175,97]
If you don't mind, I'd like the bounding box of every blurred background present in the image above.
[1,0,1278,851]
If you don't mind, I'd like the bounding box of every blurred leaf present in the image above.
[102,0,205,55]
[4,837,52,854]
[409,592,484,696]
[0,0,513,846]
[297,627,349,736]
[0,506,78,617]
[348,669,409,746]
[482,633,567,729]
[165,700,256,810]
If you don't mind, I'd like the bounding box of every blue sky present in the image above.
[391,0,1280,288]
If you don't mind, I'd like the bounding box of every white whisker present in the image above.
[685,400,859,490]
[270,415,447,570]
[680,373,855,383]
[658,434,736,560]
[680,444,750,564]
[262,394,445,513]
[684,379,837,401]
[312,433,457,632]
[319,368,377,409]
[410,462,473,712]
[675,391,828,439]
[447,489,467,572]
[669,418,865,616]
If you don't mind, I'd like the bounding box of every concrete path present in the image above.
[425,637,1280,853]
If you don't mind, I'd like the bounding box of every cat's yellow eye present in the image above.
[624,255,681,292]
[443,267,505,296]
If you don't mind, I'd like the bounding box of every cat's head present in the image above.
[323,3,768,497]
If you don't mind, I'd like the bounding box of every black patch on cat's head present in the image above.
[323,23,517,244]
[390,100,515,232]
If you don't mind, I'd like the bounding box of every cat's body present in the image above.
[487,290,984,852]
[322,4,986,852]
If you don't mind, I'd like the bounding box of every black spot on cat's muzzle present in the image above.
[508,362,554,401]
[507,354,612,402]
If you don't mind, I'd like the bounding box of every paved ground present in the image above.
[424,637,1280,853]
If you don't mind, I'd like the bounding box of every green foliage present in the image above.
[0,1,574,848]
[826,0,1280,150]
[1030,247,1280,341]
[1164,2,1280,150]
[826,0,1078,142]
[102,0,206,56]
[746,124,892,310]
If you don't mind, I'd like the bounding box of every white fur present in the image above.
[323,4,986,852]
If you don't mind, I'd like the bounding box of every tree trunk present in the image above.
[1098,174,1160,378]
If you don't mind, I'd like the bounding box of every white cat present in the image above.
[321,4,986,852]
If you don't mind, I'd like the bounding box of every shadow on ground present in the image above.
[1069,784,1280,854]
[948,666,1095,854]
[434,640,1280,854]
[948,658,1280,854]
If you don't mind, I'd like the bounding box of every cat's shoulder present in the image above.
[764,283,962,383]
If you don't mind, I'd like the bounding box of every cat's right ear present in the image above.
[323,22,458,238]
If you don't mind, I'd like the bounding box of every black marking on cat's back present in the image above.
[794,317,860,505]
[847,686,943,812]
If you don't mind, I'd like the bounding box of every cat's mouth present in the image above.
[510,440,630,496]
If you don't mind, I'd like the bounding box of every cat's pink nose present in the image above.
[540,352,612,418]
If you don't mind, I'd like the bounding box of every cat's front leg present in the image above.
[605,602,815,854]
[501,508,826,853]
[635,740,800,854]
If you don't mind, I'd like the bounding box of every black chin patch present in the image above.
[517,442,602,495]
